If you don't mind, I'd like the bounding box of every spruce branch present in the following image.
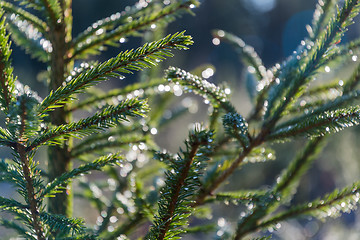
[286,86,343,115]
[42,153,122,198]
[204,190,266,205]
[308,0,337,40]
[39,212,85,236]
[196,144,274,207]
[16,0,62,25]
[69,78,166,112]
[29,98,148,151]
[71,135,147,158]
[233,138,324,239]
[0,126,15,148]
[222,112,250,149]
[71,0,156,48]
[6,20,49,62]
[8,94,41,140]
[72,126,142,152]
[14,95,45,240]
[16,143,45,240]
[0,195,29,210]
[0,219,37,240]
[0,159,27,190]
[166,67,235,113]
[279,89,360,127]
[184,224,217,235]
[267,106,360,140]
[69,0,199,60]
[212,30,267,81]
[318,37,360,66]
[0,11,15,112]
[257,181,360,231]
[39,32,193,115]
[264,0,360,130]
[195,146,255,207]
[274,137,324,195]
[146,129,213,240]
[0,1,48,34]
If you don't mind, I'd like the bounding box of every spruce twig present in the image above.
[69,0,199,60]
[29,98,148,151]
[17,97,45,240]
[39,32,193,115]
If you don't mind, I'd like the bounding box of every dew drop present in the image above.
[217,218,226,227]
[202,68,214,78]
[150,127,158,135]
[276,223,281,229]
[110,216,118,223]
[212,38,220,45]
[300,100,307,107]
[217,30,225,37]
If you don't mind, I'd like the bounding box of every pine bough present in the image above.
[0,0,360,239]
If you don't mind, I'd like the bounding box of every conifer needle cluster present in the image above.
[1,0,360,239]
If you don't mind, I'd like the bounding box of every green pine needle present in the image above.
[205,190,267,205]
[258,180,360,230]
[42,153,122,198]
[273,137,324,200]
[243,147,276,163]
[213,30,267,81]
[6,21,49,62]
[264,0,360,128]
[29,98,148,150]
[166,67,235,113]
[268,106,360,140]
[0,1,48,34]
[71,134,147,158]
[146,129,213,240]
[15,0,62,25]
[308,0,337,40]
[280,89,360,127]
[0,195,29,210]
[69,78,166,112]
[38,32,193,115]
[222,112,250,149]
[40,212,85,236]
[70,0,199,60]
[0,219,37,240]
[0,11,15,112]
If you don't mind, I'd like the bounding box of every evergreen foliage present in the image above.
[1,0,360,239]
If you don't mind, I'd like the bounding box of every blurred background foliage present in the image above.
[3,0,360,239]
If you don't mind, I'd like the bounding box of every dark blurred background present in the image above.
[4,0,360,239]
